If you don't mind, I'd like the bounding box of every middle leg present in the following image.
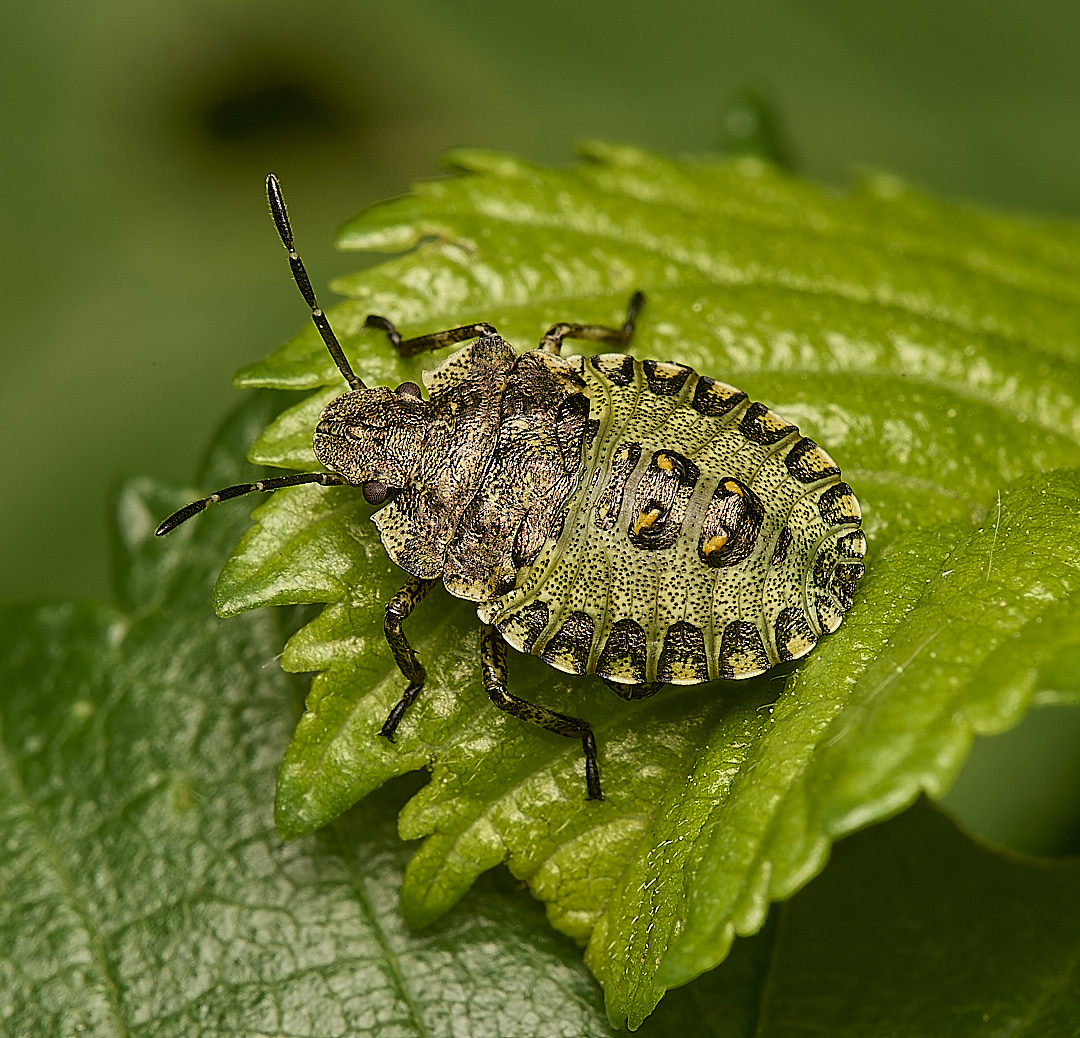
[379,575,440,740]
[538,291,644,355]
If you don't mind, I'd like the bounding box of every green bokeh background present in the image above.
[3,1,1079,853]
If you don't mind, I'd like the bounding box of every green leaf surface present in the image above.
[649,799,1080,1037]
[211,146,1080,1026]
[8,517,1079,1037]
[0,396,620,1038]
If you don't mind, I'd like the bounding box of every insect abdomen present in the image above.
[478,352,865,685]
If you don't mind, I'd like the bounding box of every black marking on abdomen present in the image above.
[740,401,798,445]
[657,621,710,683]
[691,375,747,418]
[718,620,771,679]
[770,525,793,568]
[698,477,765,568]
[540,610,595,674]
[593,442,642,531]
[832,561,865,610]
[817,482,861,526]
[642,359,692,396]
[590,353,635,386]
[812,546,835,591]
[496,600,550,653]
[785,437,841,483]
[628,450,700,551]
[836,529,867,559]
[774,606,818,662]
[596,617,649,684]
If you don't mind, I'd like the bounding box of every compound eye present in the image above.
[362,480,389,505]
[395,381,422,399]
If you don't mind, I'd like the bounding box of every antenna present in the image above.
[265,173,365,391]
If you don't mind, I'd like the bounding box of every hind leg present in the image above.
[481,624,603,800]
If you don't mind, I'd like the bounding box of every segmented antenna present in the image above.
[265,173,365,391]
[155,471,346,537]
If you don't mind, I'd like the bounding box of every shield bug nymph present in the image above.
[158,174,866,800]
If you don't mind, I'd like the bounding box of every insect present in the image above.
[158,174,866,800]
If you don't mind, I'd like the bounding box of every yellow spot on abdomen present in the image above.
[632,508,662,535]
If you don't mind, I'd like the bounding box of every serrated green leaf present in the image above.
[0,395,623,1038]
[647,798,1080,1037]
[10,510,1075,1038]
[656,472,1080,994]
[209,146,1080,1027]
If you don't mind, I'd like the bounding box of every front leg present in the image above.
[480,624,604,800]
[379,575,439,740]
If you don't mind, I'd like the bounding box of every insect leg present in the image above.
[601,677,665,700]
[364,315,499,358]
[538,291,644,355]
[155,471,346,536]
[379,575,440,740]
[480,624,603,800]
